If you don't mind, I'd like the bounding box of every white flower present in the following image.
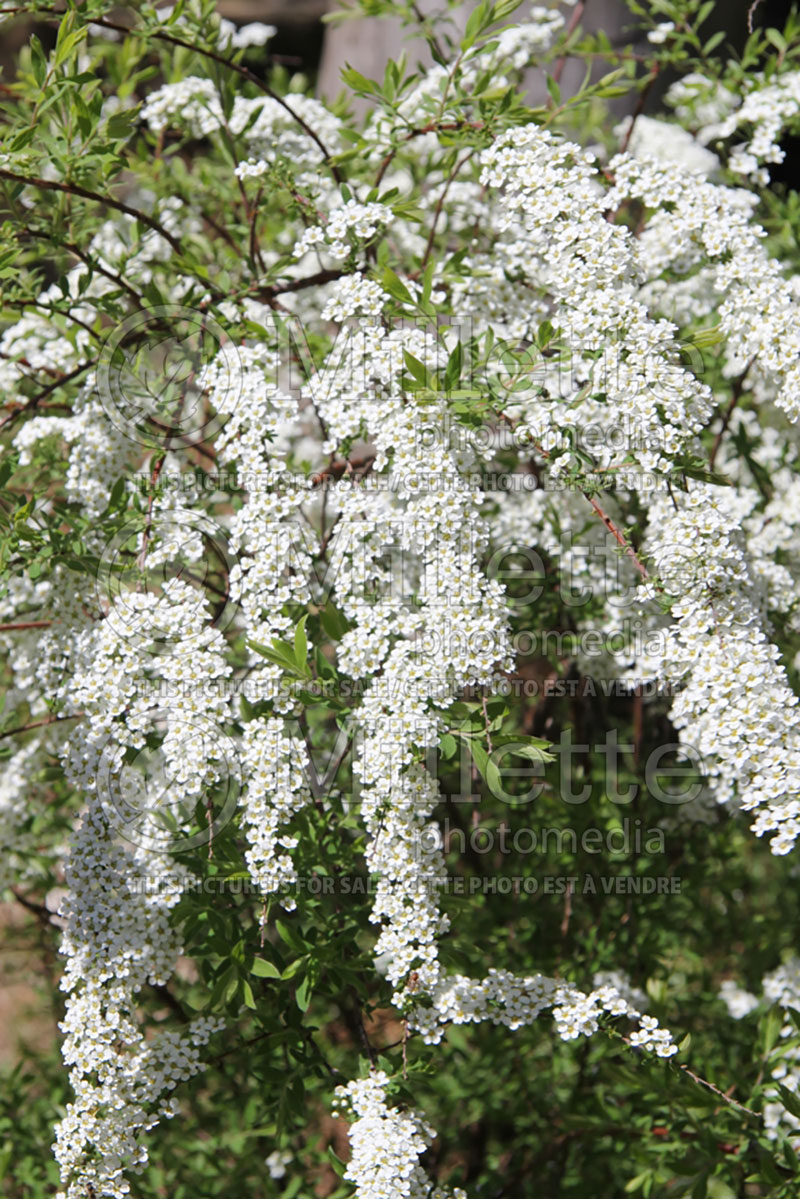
[648,21,675,44]
[265,1149,292,1179]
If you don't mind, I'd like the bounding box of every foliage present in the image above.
[1,0,800,1196]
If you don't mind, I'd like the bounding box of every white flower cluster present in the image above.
[332,1071,466,1199]
[629,1015,680,1057]
[54,799,224,1199]
[52,578,233,1195]
[200,341,313,666]
[480,126,716,475]
[646,484,800,854]
[141,75,224,138]
[423,969,560,1035]
[480,6,565,71]
[406,966,678,1062]
[647,21,675,44]
[199,340,315,899]
[614,114,719,177]
[239,718,311,908]
[687,68,800,184]
[141,80,341,171]
[667,72,739,130]
[320,272,389,322]
[217,18,276,50]
[151,4,274,51]
[293,199,393,262]
[229,93,342,171]
[750,958,800,1145]
[607,151,800,423]
[329,394,512,1011]
[718,979,760,1019]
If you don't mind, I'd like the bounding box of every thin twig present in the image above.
[620,66,660,154]
[0,167,183,255]
[583,493,649,580]
[0,359,94,433]
[679,1064,759,1119]
[250,267,346,303]
[0,620,53,631]
[709,363,753,470]
[747,0,765,33]
[0,713,83,741]
[552,0,587,85]
[421,148,475,268]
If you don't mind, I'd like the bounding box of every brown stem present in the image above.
[137,454,167,574]
[583,493,649,580]
[1,296,100,341]
[250,267,347,303]
[619,66,660,154]
[678,1064,759,1119]
[11,887,58,924]
[0,620,53,631]
[410,0,447,64]
[552,0,587,85]
[709,364,753,470]
[375,120,484,189]
[0,359,95,433]
[16,228,146,307]
[0,167,183,255]
[421,148,475,268]
[0,713,83,741]
[59,240,146,307]
[747,0,766,32]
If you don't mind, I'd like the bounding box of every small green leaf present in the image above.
[383,267,412,304]
[403,349,428,386]
[251,958,281,979]
[294,614,308,670]
[776,1083,800,1120]
[439,733,457,759]
[295,973,312,1011]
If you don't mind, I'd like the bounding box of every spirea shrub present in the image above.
[2,0,800,1195]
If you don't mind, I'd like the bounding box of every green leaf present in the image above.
[403,349,428,387]
[444,341,462,392]
[688,325,723,348]
[761,1005,783,1055]
[625,1174,651,1194]
[783,1138,800,1173]
[691,1174,708,1199]
[320,603,351,641]
[251,957,281,979]
[382,266,412,304]
[469,739,489,781]
[295,973,312,1011]
[461,0,489,50]
[327,1146,347,1177]
[281,957,307,982]
[340,66,382,96]
[439,733,457,759]
[706,1180,737,1199]
[776,1083,800,1120]
[294,614,309,670]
